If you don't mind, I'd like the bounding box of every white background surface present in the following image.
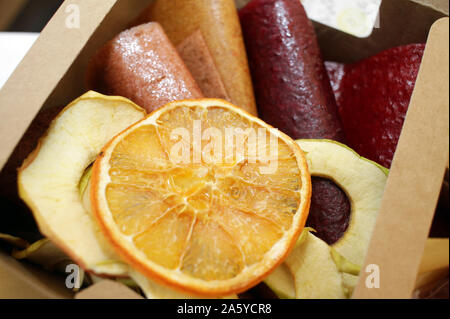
[0,32,39,89]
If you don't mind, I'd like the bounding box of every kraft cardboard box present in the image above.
[0,0,27,30]
[0,0,448,299]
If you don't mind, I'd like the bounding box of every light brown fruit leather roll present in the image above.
[177,30,230,101]
[87,22,203,113]
[135,0,257,116]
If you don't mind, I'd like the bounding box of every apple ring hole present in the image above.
[306,177,351,245]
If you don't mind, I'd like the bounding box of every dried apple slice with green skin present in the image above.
[264,230,360,299]
[342,273,359,297]
[12,239,70,270]
[297,139,388,266]
[266,140,387,299]
[286,231,346,299]
[0,233,28,249]
[264,227,311,299]
[330,248,361,276]
[129,270,238,299]
[18,91,146,276]
[264,264,296,299]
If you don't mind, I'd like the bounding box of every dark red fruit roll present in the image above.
[326,44,425,168]
[239,0,345,142]
[240,0,349,245]
[308,177,351,245]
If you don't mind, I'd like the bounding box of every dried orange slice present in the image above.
[91,99,311,296]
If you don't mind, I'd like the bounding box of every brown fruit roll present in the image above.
[135,0,257,115]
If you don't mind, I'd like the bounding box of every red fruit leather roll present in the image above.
[87,22,203,113]
[240,0,348,246]
[239,0,345,142]
[326,44,425,168]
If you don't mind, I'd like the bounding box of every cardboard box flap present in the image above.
[353,17,449,299]
[411,0,449,14]
[0,0,118,169]
[0,251,73,299]
[75,280,143,299]
[0,0,27,30]
[313,0,448,63]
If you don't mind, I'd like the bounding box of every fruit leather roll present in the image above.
[87,22,203,113]
[135,0,257,116]
[240,0,349,247]
[176,30,230,101]
[325,44,425,168]
[239,0,345,142]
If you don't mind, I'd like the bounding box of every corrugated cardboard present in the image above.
[0,0,448,299]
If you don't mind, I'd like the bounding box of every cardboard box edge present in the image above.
[353,17,449,299]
